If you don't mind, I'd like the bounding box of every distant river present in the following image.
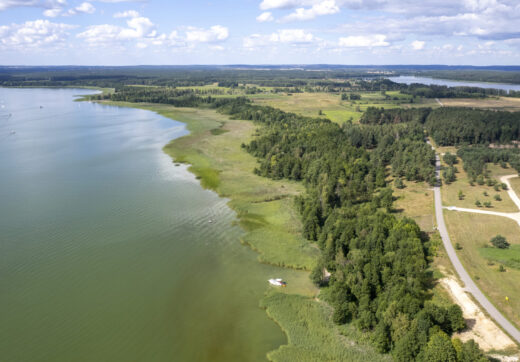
[0,88,286,361]
[389,75,520,93]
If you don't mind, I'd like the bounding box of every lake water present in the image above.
[389,75,520,93]
[0,88,286,361]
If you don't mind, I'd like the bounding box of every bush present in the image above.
[494,194,502,201]
[490,235,510,249]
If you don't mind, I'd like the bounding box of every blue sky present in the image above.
[0,0,519,65]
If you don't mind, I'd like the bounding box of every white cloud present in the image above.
[411,40,425,50]
[73,2,95,14]
[273,28,314,42]
[256,11,274,22]
[338,34,389,47]
[260,0,316,10]
[282,0,339,21]
[43,7,62,16]
[77,15,157,46]
[185,25,228,43]
[114,10,139,18]
[0,0,38,11]
[244,28,315,48]
[0,19,73,50]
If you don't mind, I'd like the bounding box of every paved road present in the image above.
[444,206,520,227]
[433,155,520,344]
[501,174,520,211]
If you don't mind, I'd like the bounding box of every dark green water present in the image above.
[0,88,286,361]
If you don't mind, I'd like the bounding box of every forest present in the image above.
[362,106,520,146]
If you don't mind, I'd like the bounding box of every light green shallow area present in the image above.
[0,88,290,361]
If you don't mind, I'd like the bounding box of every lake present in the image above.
[0,88,286,361]
[389,75,520,93]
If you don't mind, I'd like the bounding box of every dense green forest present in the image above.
[457,146,520,179]
[99,86,487,360]
[362,106,520,146]
[425,108,520,145]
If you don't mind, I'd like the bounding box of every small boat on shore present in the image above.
[268,278,286,287]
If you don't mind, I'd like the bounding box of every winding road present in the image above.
[433,154,520,344]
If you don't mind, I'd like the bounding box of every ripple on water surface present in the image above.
[0,88,286,362]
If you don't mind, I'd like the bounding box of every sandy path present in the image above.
[435,98,444,107]
[440,277,516,351]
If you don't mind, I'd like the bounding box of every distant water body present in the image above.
[389,75,520,93]
[0,88,286,361]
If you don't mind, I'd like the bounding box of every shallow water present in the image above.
[0,88,286,361]
[389,75,520,93]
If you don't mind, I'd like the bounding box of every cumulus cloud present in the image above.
[0,19,73,49]
[260,0,316,10]
[244,29,315,49]
[282,0,339,21]
[77,15,157,46]
[185,25,229,43]
[73,2,95,14]
[411,40,425,50]
[0,0,38,11]
[256,11,274,22]
[338,34,389,47]
[114,10,139,18]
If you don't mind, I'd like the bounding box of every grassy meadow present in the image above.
[444,211,520,329]
[249,91,436,124]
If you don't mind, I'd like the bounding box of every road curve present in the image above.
[501,174,520,211]
[433,155,520,344]
[443,206,520,227]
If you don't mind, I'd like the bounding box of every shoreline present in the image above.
[93,99,387,361]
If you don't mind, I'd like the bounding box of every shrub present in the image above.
[490,235,510,249]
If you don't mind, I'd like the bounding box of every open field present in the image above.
[441,97,520,111]
[440,154,520,213]
[393,178,435,232]
[249,91,436,124]
[444,211,520,329]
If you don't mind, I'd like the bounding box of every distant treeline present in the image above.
[361,106,520,146]
[401,83,518,98]
[421,70,520,85]
[1,67,519,98]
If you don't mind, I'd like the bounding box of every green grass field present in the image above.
[392,178,435,232]
[249,91,435,124]
[444,211,520,328]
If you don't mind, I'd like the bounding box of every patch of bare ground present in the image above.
[439,275,517,352]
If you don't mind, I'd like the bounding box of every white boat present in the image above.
[268,278,286,287]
